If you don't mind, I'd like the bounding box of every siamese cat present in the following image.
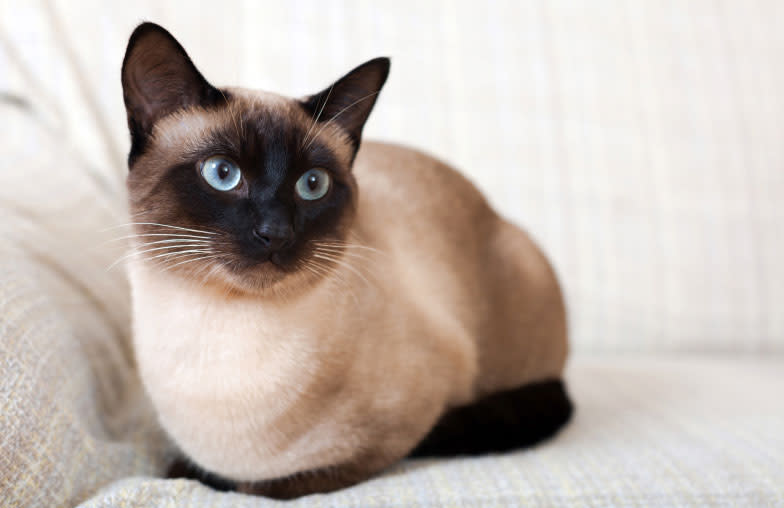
[121,22,572,499]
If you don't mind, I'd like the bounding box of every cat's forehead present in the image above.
[150,88,353,163]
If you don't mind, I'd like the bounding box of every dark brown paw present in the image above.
[237,462,374,499]
[166,457,237,492]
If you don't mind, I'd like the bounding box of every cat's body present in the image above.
[121,24,571,498]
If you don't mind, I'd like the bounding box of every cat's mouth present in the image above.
[268,252,287,267]
[234,241,299,271]
[194,244,325,294]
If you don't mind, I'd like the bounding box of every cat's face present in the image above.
[121,23,389,294]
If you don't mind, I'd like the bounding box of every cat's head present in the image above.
[121,22,389,294]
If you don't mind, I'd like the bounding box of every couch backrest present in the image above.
[2,1,782,353]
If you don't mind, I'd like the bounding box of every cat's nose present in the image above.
[252,223,293,252]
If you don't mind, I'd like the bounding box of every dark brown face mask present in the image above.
[120,22,389,285]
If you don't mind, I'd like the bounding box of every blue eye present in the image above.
[295,168,331,201]
[201,156,241,191]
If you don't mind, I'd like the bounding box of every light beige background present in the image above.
[2,0,783,353]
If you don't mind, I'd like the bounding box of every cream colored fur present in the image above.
[130,140,567,486]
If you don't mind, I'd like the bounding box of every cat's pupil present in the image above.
[307,174,319,190]
[218,164,230,180]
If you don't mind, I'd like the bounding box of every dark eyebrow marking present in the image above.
[180,128,241,161]
[306,142,343,172]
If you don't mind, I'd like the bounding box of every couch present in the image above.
[1,1,782,506]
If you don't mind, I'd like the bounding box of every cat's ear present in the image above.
[302,57,390,151]
[121,22,225,163]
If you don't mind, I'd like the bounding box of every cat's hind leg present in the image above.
[408,378,573,457]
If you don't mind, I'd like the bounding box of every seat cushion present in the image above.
[76,357,784,507]
[0,103,169,507]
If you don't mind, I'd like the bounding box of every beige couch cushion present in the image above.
[0,104,167,506]
[81,358,784,507]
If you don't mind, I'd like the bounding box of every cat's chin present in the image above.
[165,257,327,297]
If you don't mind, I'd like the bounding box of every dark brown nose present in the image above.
[252,223,293,253]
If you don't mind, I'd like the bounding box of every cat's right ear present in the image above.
[121,22,224,165]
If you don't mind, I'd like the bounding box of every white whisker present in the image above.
[312,253,372,287]
[308,258,360,307]
[103,233,215,244]
[220,90,242,143]
[101,222,218,236]
[128,239,212,250]
[304,92,379,150]
[147,248,213,261]
[106,243,214,271]
[144,252,214,273]
[313,241,386,255]
[162,254,224,272]
[313,246,376,265]
[301,83,334,149]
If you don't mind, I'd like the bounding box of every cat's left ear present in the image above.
[302,57,390,153]
[121,22,225,164]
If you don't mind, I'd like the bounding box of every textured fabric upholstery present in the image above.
[0,104,168,507]
[76,358,784,507]
[1,2,783,507]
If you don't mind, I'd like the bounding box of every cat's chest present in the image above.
[127,266,342,400]
[127,264,370,479]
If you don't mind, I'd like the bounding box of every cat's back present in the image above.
[354,141,567,395]
[351,141,494,326]
[353,141,497,245]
